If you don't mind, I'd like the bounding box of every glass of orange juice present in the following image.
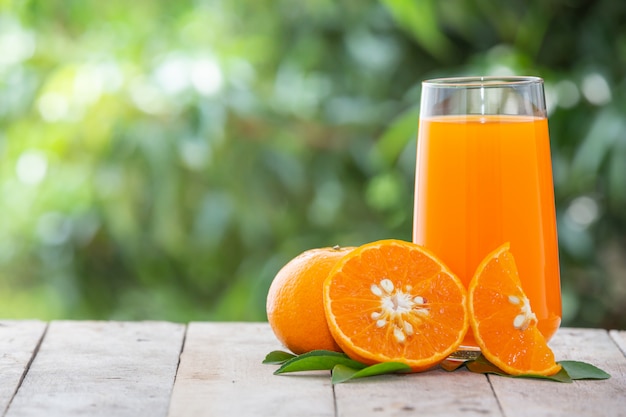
[413,76,562,350]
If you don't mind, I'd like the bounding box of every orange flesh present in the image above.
[469,243,561,376]
[323,240,468,372]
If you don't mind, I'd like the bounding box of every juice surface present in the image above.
[413,115,561,346]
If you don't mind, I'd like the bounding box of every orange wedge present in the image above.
[468,242,561,376]
[323,239,469,372]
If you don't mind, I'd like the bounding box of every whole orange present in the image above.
[266,246,354,354]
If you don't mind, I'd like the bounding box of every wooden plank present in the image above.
[167,322,335,417]
[334,366,502,416]
[609,330,626,357]
[4,321,185,417]
[490,328,626,417]
[0,321,47,415]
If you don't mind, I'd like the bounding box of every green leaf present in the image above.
[332,362,413,384]
[560,360,611,380]
[465,355,610,383]
[465,355,510,376]
[266,351,611,384]
[262,350,296,365]
[466,355,573,382]
[331,364,361,384]
[274,350,367,374]
[516,368,573,383]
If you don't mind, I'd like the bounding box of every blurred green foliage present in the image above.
[0,0,625,328]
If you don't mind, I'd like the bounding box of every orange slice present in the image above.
[468,242,561,376]
[323,239,469,372]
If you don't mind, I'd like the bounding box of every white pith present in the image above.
[370,278,430,343]
[508,293,537,330]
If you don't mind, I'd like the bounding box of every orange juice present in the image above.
[413,114,561,347]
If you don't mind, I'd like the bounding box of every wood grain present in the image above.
[0,321,47,416]
[4,321,185,417]
[609,330,626,357]
[334,367,503,417]
[167,322,335,417]
[1,322,625,417]
[489,328,626,417]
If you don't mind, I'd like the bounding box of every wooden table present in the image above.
[0,321,624,417]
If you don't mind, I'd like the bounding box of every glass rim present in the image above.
[422,76,543,88]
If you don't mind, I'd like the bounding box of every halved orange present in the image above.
[468,242,561,376]
[322,239,469,372]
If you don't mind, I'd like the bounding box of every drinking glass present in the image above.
[413,76,562,350]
